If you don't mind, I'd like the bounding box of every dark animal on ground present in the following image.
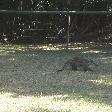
[57,56,97,72]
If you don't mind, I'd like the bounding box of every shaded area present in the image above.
[0,1,112,44]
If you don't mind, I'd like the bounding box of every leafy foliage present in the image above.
[0,0,112,44]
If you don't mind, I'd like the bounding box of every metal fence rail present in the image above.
[0,10,112,15]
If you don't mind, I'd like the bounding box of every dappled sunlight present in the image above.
[89,79,112,86]
[0,43,91,53]
[88,75,112,86]
[0,45,26,55]
[0,42,110,52]
[35,43,89,50]
[98,57,112,63]
[83,50,106,54]
[68,47,85,50]
[8,57,15,61]
[0,44,64,53]
[100,57,112,59]
[0,92,112,112]
[38,45,62,50]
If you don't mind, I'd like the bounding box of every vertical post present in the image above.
[20,0,23,11]
[66,13,70,49]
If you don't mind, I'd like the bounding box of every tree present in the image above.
[0,0,112,43]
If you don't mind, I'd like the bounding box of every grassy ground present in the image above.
[0,43,112,112]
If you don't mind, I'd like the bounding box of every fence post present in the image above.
[66,13,70,49]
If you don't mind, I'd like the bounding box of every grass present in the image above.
[0,43,112,112]
[0,92,111,112]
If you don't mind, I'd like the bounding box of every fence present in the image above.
[0,10,112,48]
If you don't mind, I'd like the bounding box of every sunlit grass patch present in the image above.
[88,75,112,86]
[83,50,106,54]
[0,92,112,112]
[0,43,90,54]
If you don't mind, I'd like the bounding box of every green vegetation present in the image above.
[0,0,112,44]
[0,43,112,112]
